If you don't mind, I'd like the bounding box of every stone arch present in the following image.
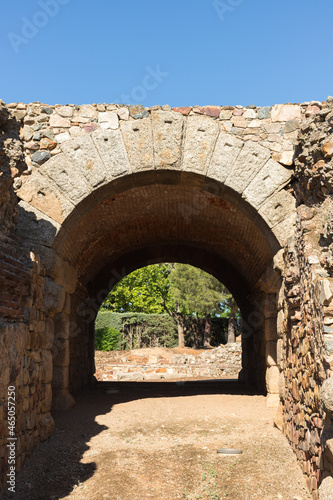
[15,105,297,410]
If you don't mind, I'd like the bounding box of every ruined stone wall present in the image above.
[277,102,333,498]
[95,343,242,382]
[0,101,54,497]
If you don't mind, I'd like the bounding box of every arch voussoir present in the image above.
[182,114,220,175]
[151,109,185,170]
[120,116,154,172]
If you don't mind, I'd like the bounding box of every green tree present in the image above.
[102,263,238,348]
[103,264,172,314]
[169,264,229,347]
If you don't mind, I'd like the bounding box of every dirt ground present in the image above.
[6,378,312,500]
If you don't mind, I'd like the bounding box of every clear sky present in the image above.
[1,0,332,107]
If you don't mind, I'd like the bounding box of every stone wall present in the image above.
[95,344,242,382]
[0,101,55,496]
[0,96,333,498]
[276,102,333,498]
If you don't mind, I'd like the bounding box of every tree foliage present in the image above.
[101,263,240,348]
[169,264,228,316]
[103,264,171,314]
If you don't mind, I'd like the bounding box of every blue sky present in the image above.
[1,0,332,107]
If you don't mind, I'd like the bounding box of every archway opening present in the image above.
[93,263,242,383]
[48,172,281,409]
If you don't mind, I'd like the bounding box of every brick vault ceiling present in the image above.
[55,182,279,305]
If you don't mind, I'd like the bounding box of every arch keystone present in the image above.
[120,116,154,171]
[91,128,131,179]
[182,115,219,174]
[151,109,184,169]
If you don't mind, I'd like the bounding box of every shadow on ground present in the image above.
[4,379,260,500]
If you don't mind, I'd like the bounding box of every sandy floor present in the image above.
[9,379,311,500]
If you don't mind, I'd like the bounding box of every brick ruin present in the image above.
[0,98,332,498]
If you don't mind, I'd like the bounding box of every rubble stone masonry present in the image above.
[0,97,332,498]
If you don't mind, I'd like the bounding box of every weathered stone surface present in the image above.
[225,141,271,194]
[182,115,219,174]
[52,338,70,367]
[52,366,69,389]
[152,110,184,169]
[271,104,301,122]
[219,109,233,120]
[44,278,66,316]
[266,365,280,393]
[272,150,295,166]
[129,104,149,120]
[265,317,278,341]
[60,135,107,188]
[259,190,296,228]
[49,114,71,128]
[41,350,53,383]
[91,128,131,179]
[31,151,52,165]
[16,169,74,223]
[243,109,257,119]
[258,106,271,119]
[79,104,98,119]
[318,476,333,500]
[55,131,71,143]
[173,106,191,115]
[40,137,57,150]
[272,213,297,244]
[120,117,154,171]
[266,341,277,366]
[96,344,242,382]
[322,137,333,157]
[118,372,144,381]
[325,335,333,355]
[98,111,119,130]
[56,106,73,118]
[195,106,221,118]
[321,280,333,306]
[117,107,130,120]
[43,128,55,140]
[16,200,61,245]
[21,125,34,141]
[207,132,243,183]
[243,159,292,208]
[41,153,90,203]
[44,318,55,350]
